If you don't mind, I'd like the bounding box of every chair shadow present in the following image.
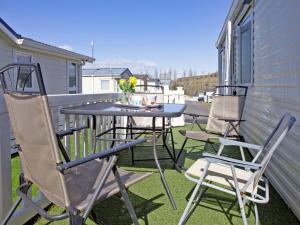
[89,192,164,225]
[184,185,253,225]
[257,185,300,225]
[117,144,177,170]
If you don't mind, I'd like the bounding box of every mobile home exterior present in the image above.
[0,17,94,94]
[216,0,300,220]
[82,68,132,93]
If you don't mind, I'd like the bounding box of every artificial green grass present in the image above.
[16,125,299,225]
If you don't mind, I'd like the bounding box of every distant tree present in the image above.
[193,70,197,76]
[167,68,172,80]
[169,80,176,90]
[159,69,163,80]
[173,69,177,80]
[188,69,193,77]
[154,68,158,79]
[163,71,167,80]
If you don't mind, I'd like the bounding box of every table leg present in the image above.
[162,117,176,163]
[230,121,240,137]
[152,117,177,209]
[129,117,134,165]
[223,122,231,138]
[111,116,116,148]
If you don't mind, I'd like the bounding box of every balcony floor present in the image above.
[27,125,299,225]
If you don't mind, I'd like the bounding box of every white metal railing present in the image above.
[0,93,120,225]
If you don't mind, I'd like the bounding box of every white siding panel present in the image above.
[0,35,13,68]
[241,0,300,220]
[0,33,83,95]
[33,52,68,94]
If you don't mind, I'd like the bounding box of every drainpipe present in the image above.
[225,20,232,86]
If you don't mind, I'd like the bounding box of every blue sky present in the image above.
[1,0,231,75]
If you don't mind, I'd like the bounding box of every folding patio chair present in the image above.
[176,86,247,163]
[178,113,296,225]
[126,85,176,165]
[0,63,151,225]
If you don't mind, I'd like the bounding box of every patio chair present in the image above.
[0,63,151,225]
[176,85,247,163]
[126,85,176,165]
[178,113,296,225]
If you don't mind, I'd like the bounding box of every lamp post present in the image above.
[90,41,94,58]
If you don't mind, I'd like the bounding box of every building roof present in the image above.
[215,0,251,47]
[82,68,132,77]
[132,74,149,80]
[0,17,94,63]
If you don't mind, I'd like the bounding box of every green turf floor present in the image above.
[19,125,299,225]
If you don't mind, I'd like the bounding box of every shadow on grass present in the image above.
[90,192,164,225]
[183,184,249,225]
[180,138,300,225]
[117,144,177,171]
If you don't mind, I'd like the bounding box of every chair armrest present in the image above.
[56,125,89,138]
[202,153,262,170]
[216,117,245,122]
[219,137,262,151]
[183,112,209,118]
[56,138,146,172]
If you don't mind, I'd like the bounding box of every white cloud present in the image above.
[58,44,73,51]
[85,58,158,74]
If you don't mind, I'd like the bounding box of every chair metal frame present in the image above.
[178,113,296,225]
[0,63,148,225]
[176,85,248,163]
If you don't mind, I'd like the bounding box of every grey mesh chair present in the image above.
[0,63,151,225]
[177,86,247,162]
[178,113,296,225]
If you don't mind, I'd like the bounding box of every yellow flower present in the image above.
[129,76,137,87]
[119,79,125,86]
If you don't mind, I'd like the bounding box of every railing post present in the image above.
[64,115,71,156]
[82,116,88,157]
[0,113,13,221]
[89,115,95,153]
[74,115,80,159]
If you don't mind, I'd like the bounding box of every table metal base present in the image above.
[96,115,177,209]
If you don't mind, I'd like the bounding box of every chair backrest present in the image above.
[214,85,248,97]
[205,86,247,136]
[253,113,296,188]
[132,85,165,127]
[0,63,69,207]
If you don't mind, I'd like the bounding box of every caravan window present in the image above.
[68,62,77,94]
[100,80,110,91]
[234,16,253,85]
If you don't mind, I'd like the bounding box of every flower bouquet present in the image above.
[118,76,137,104]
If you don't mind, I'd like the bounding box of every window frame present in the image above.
[233,7,254,86]
[67,61,78,94]
[100,79,110,92]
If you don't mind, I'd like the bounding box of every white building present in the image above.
[0,17,94,94]
[217,0,300,220]
[82,68,132,94]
